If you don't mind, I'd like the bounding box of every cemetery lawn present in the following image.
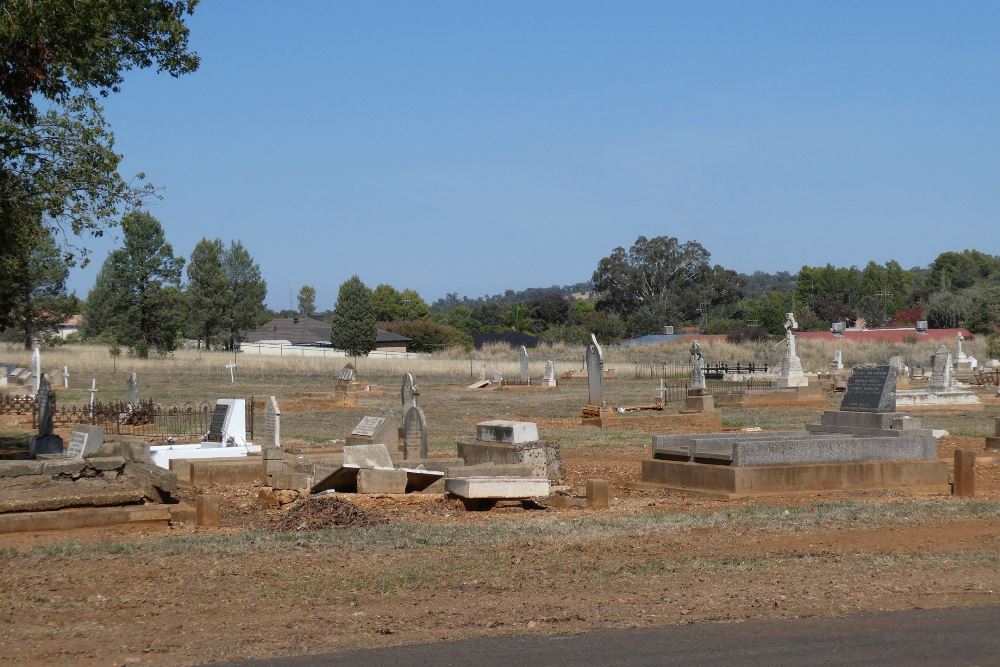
[1,375,999,665]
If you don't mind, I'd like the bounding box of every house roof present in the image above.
[246,316,411,346]
[60,314,84,327]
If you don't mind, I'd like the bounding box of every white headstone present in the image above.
[543,360,556,387]
[831,350,844,371]
[776,313,807,388]
[66,425,104,458]
[519,346,529,383]
[956,332,966,360]
[401,373,417,409]
[31,347,40,394]
[62,365,69,389]
[127,373,139,404]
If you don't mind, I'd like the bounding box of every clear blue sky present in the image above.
[69,1,1000,310]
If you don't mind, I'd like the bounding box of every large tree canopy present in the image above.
[0,0,199,122]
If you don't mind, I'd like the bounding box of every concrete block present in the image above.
[444,463,537,478]
[357,468,408,494]
[342,444,393,469]
[87,456,127,471]
[262,445,283,460]
[189,459,265,487]
[272,472,310,491]
[586,479,610,509]
[0,461,43,477]
[196,494,221,527]
[954,450,976,498]
[445,476,550,499]
[41,460,87,477]
[457,439,564,483]
[680,395,715,414]
[475,420,539,444]
[169,502,196,524]
[0,505,170,534]
[265,458,284,475]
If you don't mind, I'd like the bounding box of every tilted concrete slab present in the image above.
[0,504,170,534]
[446,476,550,499]
[342,444,393,469]
[475,420,539,444]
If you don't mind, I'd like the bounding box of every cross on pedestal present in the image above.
[225,362,237,384]
[62,366,69,389]
[656,379,667,405]
[88,378,98,417]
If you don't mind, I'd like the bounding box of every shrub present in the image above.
[380,320,472,352]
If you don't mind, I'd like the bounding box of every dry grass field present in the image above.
[0,342,999,665]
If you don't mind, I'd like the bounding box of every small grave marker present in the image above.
[351,416,386,438]
[66,425,104,458]
[519,345,529,383]
[403,405,428,459]
[31,347,40,394]
[225,361,237,384]
[586,334,604,406]
[127,372,139,404]
[263,396,281,447]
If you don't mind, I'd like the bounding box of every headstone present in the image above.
[338,365,355,382]
[62,365,69,389]
[127,372,139,404]
[519,346,529,383]
[543,360,556,387]
[840,365,897,413]
[31,347,40,394]
[956,332,966,360]
[66,425,104,458]
[403,405,429,459]
[345,413,399,451]
[29,375,63,456]
[690,341,706,390]
[492,370,503,385]
[263,396,281,447]
[352,415,385,438]
[929,345,953,390]
[586,337,604,406]
[776,312,807,388]
[401,373,417,410]
[206,402,231,442]
[88,378,97,414]
[830,350,844,371]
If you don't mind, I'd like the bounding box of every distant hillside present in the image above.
[430,282,594,312]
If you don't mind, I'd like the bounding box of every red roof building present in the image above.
[797,327,972,344]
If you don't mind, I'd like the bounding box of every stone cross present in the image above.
[690,341,706,390]
[777,312,807,388]
[62,365,69,389]
[656,378,667,404]
[519,346,529,383]
[31,346,40,394]
[956,332,966,360]
[88,378,98,416]
[403,405,428,459]
[586,335,605,406]
[263,395,281,447]
[127,372,139,404]
[401,373,418,410]
[225,361,237,384]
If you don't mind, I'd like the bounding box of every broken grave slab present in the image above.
[445,476,550,499]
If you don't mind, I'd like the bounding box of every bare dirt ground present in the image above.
[1,376,999,666]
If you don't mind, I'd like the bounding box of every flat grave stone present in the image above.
[66,425,104,458]
[351,416,386,438]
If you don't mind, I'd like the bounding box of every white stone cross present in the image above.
[225,361,237,384]
[62,365,69,389]
[31,347,40,394]
[88,378,98,416]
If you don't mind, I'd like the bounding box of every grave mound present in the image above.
[270,495,388,531]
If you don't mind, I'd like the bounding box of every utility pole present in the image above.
[875,290,893,327]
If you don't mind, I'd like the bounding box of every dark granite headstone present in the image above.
[206,403,231,442]
[29,375,64,456]
[840,365,897,413]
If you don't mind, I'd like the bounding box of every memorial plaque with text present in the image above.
[351,416,385,438]
[840,365,897,413]
[207,403,231,441]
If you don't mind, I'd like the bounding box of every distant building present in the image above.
[57,314,83,340]
[245,316,411,352]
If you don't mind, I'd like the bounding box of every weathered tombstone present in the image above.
[492,370,503,385]
[127,372,139,404]
[776,312,807,388]
[831,350,844,371]
[403,405,429,459]
[586,337,604,406]
[690,341,706,391]
[29,375,63,456]
[346,414,400,452]
[263,395,281,447]
[62,365,69,389]
[31,346,40,394]
[519,345,529,383]
[929,345,953,390]
[401,373,417,410]
[66,425,104,458]
[338,364,356,383]
[543,360,556,387]
[956,332,966,360]
[351,415,385,438]
[840,365,897,413]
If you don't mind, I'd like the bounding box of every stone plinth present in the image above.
[456,439,563,483]
[475,420,539,444]
[680,394,714,414]
[445,476,550,499]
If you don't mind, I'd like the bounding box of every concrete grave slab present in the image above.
[476,420,539,444]
[445,476,550,499]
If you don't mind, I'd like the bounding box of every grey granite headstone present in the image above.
[127,372,139,404]
[586,341,604,406]
[519,346,529,383]
[840,365,897,413]
[690,341,706,390]
[29,375,63,456]
[206,403,231,442]
[403,405,428,459]
[929,345,953,390]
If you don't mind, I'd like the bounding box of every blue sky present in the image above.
[71,1,1000,310]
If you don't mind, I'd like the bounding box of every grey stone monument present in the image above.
[586,338,604,407]
[401,373,417,410]
[492,370,503,385]
[403,405,428,459]
[67,425,103,458]
[31,346,40,395]
[29,375,63,456]
[127,372,139,404]
[929,345,953,391]
[543,360,556,387]
[519,345,529,383]
[690,341,706,391]
[263,395,281,447]
[776,312,807,388]
[840,365,897,413]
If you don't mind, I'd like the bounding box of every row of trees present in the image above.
[83,212,267,356]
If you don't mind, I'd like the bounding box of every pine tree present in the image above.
[331,275,376,356]
[297,285,316,316]
[222,241,267,350]
[187,238,229,348]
